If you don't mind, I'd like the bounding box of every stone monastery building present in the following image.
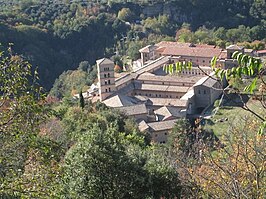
[85,41,255,144]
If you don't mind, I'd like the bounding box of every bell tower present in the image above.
[96,58,116,101]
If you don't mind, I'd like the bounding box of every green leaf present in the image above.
[188,61,192,70]
[232,51,240,59]
[240,54,248,63]
[225,69,230,79]
[183,61,187,70]
[236,53,243,64]
[215,68,221,77]
[236,67,242,78]
[258,121,266,135]
[243,66,249,75]
[244,77,257,94]
[211,56,217,69]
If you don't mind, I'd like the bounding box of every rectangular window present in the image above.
[198,90,201,94]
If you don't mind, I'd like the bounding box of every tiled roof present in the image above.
[137,73,202,84]
[244,49,254,53]
[147,119,178,132]
[117,103,147,116]
[226,45,244,50]
[157,41,217,49]
[161,46,222,58]
[117,82,135,95]
[135,56,170,74]
[146,97,187,107]
[115,73,138,87]
[157,41,191,48]
[194,73,218,88]
[181,89,194,100]
[96,58,114,65]
[218,50,227,59]
[154,106,184,120]
[257,50,266,54]
[136,84,190,93]
[138,120,149,132]
[103,94,137,107]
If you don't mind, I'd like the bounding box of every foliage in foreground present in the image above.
[0,45,60,198]
[60,123,181,199]
[194,118,265,198]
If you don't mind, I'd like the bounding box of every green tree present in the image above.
[0,45,59,197]
[117,8,134,22]
[59,104,182,198]
[60,124,148,199]
[79,90,85,109]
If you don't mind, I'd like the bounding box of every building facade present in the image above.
[85,42,255,143]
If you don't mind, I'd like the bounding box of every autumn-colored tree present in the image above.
[192,117,265,198]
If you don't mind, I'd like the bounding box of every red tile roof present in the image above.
[161,46,222,58]
[257,50,266,54]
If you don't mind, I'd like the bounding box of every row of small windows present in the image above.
[189,59,211,63]
[198,90,207,94]
[105,80,111,85]
[105,88,111,92]
[182,70,211,75]
[103,67,110,71]
[104,73,110,78]
[136,93,182,99]
[141,81,187,87]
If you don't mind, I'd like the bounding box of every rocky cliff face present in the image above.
[142,2,192,24]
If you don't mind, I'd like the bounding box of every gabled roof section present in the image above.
[147,119,178,132]
[146,97,187,107]
[161,46,222,58]
[154,106,183,121]
[226,45,244,50]
[194,73,218,88]
[117,103,147,116]
[137,73,202,84]
[138,120,149,132]
[135,56,170,74]
[139,45,152,53]
[96,58,114,65]
[102,94,136,107]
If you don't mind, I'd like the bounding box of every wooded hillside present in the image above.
[0,0,265,91]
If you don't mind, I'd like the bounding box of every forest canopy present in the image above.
[0,0,265,92]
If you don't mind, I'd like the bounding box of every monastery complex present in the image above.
[83,41,258,144]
